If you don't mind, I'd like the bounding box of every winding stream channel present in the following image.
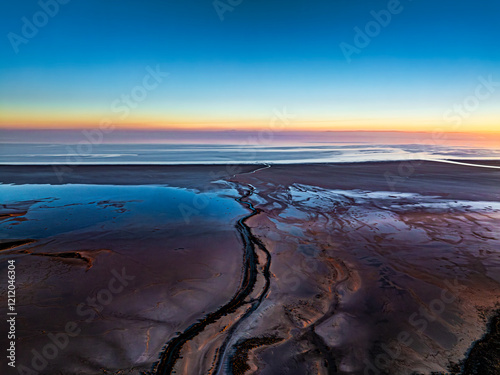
[153,173,272,375]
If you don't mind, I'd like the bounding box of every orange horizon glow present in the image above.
[2,124,500,144]
[1,111,499,133]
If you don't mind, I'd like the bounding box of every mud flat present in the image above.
[0,161,499,374]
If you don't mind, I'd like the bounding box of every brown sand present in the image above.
[0,161,499,374]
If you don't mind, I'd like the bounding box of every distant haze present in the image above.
[1,129,499,147]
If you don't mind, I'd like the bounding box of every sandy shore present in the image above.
[1,161,499,374]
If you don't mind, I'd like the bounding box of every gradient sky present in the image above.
[1,0,499,134]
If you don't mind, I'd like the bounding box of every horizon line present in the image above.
[1,128,500,135]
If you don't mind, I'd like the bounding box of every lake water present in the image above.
[0,183,245,239]
[1,143,500,165]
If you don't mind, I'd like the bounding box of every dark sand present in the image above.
[1,161,499,375]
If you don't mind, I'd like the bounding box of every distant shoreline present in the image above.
[1,161,499,202]
[0,158,500,166]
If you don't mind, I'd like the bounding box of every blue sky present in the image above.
[1,0,499,132]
